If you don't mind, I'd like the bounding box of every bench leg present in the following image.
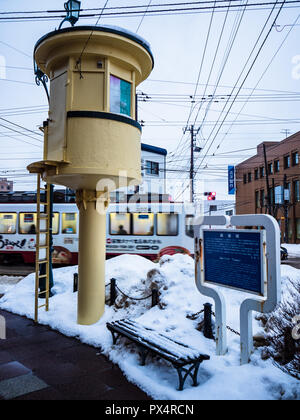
[192,361,201,387]
[175,362,201,391]
[138,346,149,366]
[110,330,119,345]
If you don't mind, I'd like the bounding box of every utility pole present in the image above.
[184,125,198,203]
[190,125,195,203]
[281,129,291,139]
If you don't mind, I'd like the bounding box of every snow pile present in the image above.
[0,276,23,294]
[0,255,299,400]
[263,265,300,379]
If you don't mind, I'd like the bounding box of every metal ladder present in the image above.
[34,174,51,323]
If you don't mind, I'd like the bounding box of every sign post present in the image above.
[194,214,281,364]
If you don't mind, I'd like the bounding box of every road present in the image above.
[0,264,35,277]
[281,257,300,270]
[1,255,300,277]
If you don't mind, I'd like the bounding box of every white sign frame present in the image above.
[194,214,281,365]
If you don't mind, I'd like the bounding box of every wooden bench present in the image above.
[106,319,210,391]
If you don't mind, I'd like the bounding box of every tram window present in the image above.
[110,213,131,235]
[52,213,59,235]
[185,215,195,238]
[157,213,178,236]
[62,213,77,234]
[133,213,154,236]
[0,213,17,234]
[19,213,37,234]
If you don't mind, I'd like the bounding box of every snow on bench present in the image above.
[106,319,210,391]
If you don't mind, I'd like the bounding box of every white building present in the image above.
[203,200,236,217]
[111,143,167,201]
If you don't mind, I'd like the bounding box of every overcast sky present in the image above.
[0,0,299,200]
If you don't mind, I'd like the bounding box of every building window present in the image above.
[292,151,299,166]
[248,172,252,183]
[270,187,274,205]
[260,166,265,178]
[268,163,273,175]
[254,169,259,180]
[274,160,280,173]
[260,190,265,207]
[145,161,159,176]
[284,155,291,169]
[110,75,132,117]
[294,180,300,203]
[243,174,247,184]
[297,219,300,240]
[288,219,293,240]
[255,191,260,209]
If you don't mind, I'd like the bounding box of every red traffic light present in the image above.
[204,192,216,200]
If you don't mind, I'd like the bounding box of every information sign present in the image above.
[203,229,265,295]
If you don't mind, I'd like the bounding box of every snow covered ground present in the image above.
[0,254,299,400]
[0,276,23,295]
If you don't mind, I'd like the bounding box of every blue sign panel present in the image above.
[228,166,235,195]
[203,230,264,295]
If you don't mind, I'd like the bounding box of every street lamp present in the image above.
[59,0,81,30]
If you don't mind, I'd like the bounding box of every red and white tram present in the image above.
[0,201,196,265]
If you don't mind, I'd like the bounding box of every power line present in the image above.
[0,117,43,138]
[0,2,299,22]
[195,0,286,174]
[0,41,32,58]
[202,12,300,169]
[136,0,153,33]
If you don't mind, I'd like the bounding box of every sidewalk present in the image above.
[0,309,151,400]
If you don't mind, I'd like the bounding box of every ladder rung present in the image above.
[38,245,49,249]
[38,290,49,296]
[38,304,47,309]
[38,260,49,265]
[38,274,48,279]
[40,203,49,205]
[39,215,49,219]
[37,230,48,234]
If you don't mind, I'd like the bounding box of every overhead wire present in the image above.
[193,0,287,178]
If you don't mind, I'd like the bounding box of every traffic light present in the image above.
[204,192,216,201]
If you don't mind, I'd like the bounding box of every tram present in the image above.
[0,198,196,265]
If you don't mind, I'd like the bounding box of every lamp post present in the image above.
[59,0,81,30]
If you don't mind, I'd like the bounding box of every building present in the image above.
[0,178,13,193]
[204,200,235,217]
[111,143,167,201]
[236,131,300,243]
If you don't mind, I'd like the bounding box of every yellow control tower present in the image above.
[28,25,154,325]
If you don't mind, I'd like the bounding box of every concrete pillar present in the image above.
[77,190,106,325]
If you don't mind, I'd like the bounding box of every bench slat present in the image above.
[109,319,206,364]
[125,319,202,360]
[116,320,183,362]
[120,320,199,362]
[107,323,179,363]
